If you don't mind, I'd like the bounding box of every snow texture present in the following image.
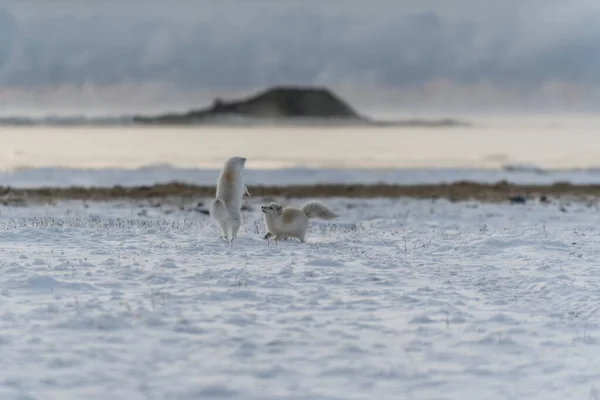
[1,197,599,399]
[3,165,600,188]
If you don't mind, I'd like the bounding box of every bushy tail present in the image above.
[300,201,339,220]
[209,198,230,221]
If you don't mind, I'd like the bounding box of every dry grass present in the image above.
[0,180,599,204]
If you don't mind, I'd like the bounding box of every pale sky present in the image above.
[2,1,600,114]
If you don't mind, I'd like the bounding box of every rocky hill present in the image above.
[131,85,468,127]
[132,86,366,124]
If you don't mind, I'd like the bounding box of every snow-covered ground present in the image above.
[1,196,599,399]
[5,165,600,188]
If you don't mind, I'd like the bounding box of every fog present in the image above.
[2,1,600,115]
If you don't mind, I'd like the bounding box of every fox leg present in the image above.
[216,218,229,240]
[228,212,242,241]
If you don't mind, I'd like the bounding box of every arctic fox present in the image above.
[261,201,339,243]
[209,156,248,241]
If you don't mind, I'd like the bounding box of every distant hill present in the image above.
[131,86,469,127]
[0,86,469,127]
[132,86,363,124]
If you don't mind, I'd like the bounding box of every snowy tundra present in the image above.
[1,197,599,400]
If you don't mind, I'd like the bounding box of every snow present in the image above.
[5,164,600,188]
[1,196,600,399]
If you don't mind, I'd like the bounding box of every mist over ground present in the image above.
[1,1,600,116]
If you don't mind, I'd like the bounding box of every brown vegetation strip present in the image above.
[0,181,600,204]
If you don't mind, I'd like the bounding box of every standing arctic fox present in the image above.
[209,156,248,241]
[261,201,339,243]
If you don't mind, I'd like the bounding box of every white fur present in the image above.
[209,156,248,241]
[261,201,339,243]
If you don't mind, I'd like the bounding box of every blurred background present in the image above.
[1,1,600,184]
[4,0,600,115]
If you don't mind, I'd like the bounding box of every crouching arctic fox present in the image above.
[209,156,249,241]
[261,201,339,243]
